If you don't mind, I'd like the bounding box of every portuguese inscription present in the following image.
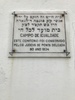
[13,12,66,53]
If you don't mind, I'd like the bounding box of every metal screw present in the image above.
[61,14,64,17]
[63,50,66,52]
[12,49,16,53]
[15,14,17,17]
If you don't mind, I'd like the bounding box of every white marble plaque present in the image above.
[9,11,70,57]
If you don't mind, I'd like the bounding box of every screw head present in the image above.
[61,14,64,17]
[15,14,17,17]
[63,50,66,52]
[12,49,16,53]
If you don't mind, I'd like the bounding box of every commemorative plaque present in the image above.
[9,11,70,57]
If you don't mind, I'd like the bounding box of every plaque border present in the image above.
[9,11,70,58]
